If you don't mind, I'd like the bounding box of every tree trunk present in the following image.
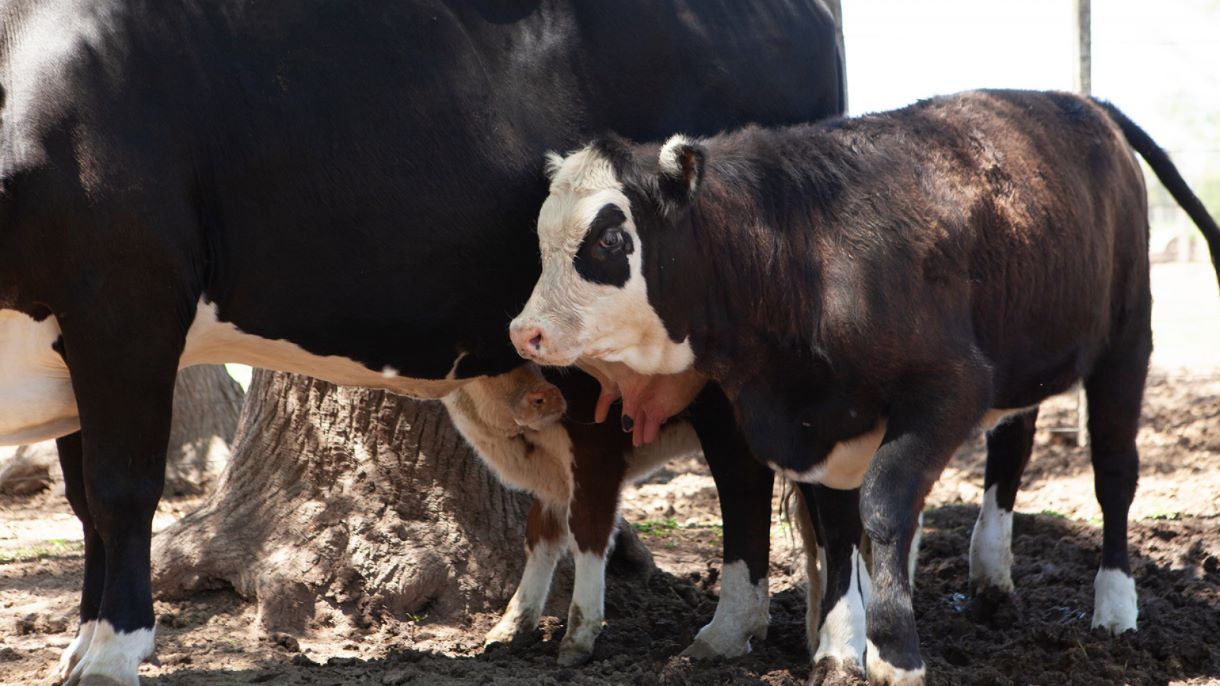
[151,369,532,634]
[163,365,245,496]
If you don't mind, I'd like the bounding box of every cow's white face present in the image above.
[510,140,697,376]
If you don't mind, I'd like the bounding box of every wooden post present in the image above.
[1075,0,1091,95]
[1075,0,1091,447]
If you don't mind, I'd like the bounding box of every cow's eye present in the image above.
[599,227,624,251]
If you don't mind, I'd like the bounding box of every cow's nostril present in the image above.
[528,333,543,351]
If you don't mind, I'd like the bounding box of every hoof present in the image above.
[556,640,593,666]
[679,638,722,660]
[808,656,866,685]
[1092,568,1138,635]
[79,677,130,686]
[865,641,925,686]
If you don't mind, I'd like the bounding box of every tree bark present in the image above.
[163,365,245,496]
[151,370,532,633]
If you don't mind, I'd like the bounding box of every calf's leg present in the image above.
[485,499,567,646]
[806,484,870,680]
[859,367,991,686]
[684,386,773,658]
[558,439,626,666]
[970,408,1038,594]
[1083,330,1149,634]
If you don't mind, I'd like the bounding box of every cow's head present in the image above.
[509,134,704,376]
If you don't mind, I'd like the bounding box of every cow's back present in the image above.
[0,0,842,384]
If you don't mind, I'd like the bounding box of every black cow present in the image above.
[0,1,843,684]
[510,90,1220,684]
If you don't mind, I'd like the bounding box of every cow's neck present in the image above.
[675,133,845,387]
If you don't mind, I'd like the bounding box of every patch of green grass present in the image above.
[1039,509,1068,520]
[1146,509,1183,521]
[633,518,680,537]
[405,611,428,624]
[0,539,83,563]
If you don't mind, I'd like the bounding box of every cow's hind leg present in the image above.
[485,499,567,646]
[683,386,772,658]
[58,303,185,686]
[970,408,1038,595]
[807,484,870,682]
[1084,334,1149,634]
[53,432,106,684]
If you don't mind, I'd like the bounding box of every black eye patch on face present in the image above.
[574,203,634,287]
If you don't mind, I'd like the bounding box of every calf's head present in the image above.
[510,135,704,376]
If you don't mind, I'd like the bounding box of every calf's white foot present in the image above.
[1092,567,1138,634]
[682,560,769,658]
[63,621,153,686]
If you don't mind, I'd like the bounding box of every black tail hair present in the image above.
[1092,97,1220,290]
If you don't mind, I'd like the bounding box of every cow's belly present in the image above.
[0,311,78,445]
[769,406,1034,490]
[0,300,472,446]
[179,300,469,398]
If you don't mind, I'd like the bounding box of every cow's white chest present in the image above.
[0,300,468,446]
[771,420,888,489]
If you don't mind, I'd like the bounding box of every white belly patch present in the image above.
[1,299,470,446]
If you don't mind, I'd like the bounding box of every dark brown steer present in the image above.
[510,90,1220,684]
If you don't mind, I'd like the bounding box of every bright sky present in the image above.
[842,0,1220,185]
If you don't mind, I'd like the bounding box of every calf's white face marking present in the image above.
[511,143,694,375]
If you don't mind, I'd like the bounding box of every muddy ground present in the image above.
[2,263,1218,686]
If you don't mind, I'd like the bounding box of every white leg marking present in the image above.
[814,547,869,669]
[807,544,829,657]
[682,560,770,658]
[65,620,153,686]
[969,485,1014,592]
[1092,567,1138,634]
[54,620,96,683]
[865,638,927,686]
[485,537,564,646]
[558,550,607,665]
[908,512,923,590]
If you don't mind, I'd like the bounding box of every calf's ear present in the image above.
[657,134,705,206]
[543,151,565,181]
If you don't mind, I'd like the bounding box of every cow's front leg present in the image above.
[53,432,107,684]
[683,386,772,658]
[860,373,989,686]
[59,308,184,686]
[485,500,567,646]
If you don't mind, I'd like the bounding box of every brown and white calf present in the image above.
[442,365,777,665]
[510,90,1220,683]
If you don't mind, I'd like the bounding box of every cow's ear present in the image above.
[657,134,705,205]
[543,151,565,181]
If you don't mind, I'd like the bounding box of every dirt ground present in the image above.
[2,263,1218,686]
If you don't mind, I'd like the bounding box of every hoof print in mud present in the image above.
[967,585,1022,628]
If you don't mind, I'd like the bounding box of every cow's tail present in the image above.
[1092,97,1220,289]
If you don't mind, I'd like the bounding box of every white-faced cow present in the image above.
[0,2,844,684]
[511,90,1220,684]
